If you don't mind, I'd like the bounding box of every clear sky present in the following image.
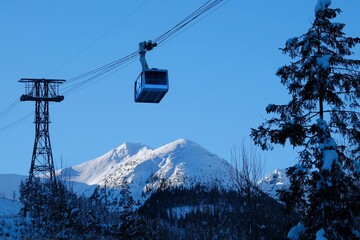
[1,0,359,176]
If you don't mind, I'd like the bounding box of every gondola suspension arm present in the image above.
[139,40,157,70]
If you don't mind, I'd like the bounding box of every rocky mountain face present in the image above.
[58,139,237,206]
[258,168,290,199]
[99,139,236,203]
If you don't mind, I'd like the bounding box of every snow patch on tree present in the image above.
[286,37,297,45]
[316,228,328,240]
[353,230,360,238]
[287,222,305,240]
[315,0,331,14]
[317,119,339,171]
[316,54,331,69]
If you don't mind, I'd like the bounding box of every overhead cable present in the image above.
[62,51,138,95]
[61,0,226,95]
[0,112,33,133]
[153,0,224,46]
[0,98,19,122]
[46,0,149,78]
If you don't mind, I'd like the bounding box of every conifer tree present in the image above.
[119,184,145,239]
[251,1,360,239]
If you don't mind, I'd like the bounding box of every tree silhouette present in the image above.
[251,2,360,239]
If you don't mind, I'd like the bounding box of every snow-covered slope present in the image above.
[0,174,27,200]
[0,175,29,217]
[97,139,237,203]
[258,169,290,199]
[58,142,151,186]
[0,198,21,216]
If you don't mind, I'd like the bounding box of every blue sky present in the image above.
[1,0,359,175]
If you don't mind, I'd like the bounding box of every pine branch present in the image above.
[324,109,360,115]
[332,67,360,73]
[299,112,320,122]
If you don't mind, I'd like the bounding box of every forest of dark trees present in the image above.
[138,186,296,239]
[14,180,296,240]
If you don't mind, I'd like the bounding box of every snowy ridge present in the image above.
[58,142,151,186]
[98,139,237,203]
[315,0,331,13]
[258,169,289,199]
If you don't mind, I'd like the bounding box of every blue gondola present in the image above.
[134,68,169,103]
[134,41,169,103]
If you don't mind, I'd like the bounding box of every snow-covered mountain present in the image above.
[96,138,237,203]
[258,169,290,199]
[57,142,152,196]
[58,142,151,186]
[1,139,236,204]
[0,139,293,207]
[57,138,237,204]
[0,138,292,222]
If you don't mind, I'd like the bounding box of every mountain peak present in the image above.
[115,142,151,158]
[58,142,151,185]
[168,138,196,146]
[258,169,289,199]
[159,138,218,154]
[158,138,200,152]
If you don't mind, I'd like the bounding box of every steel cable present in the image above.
[0,0,227,132]
[61,0,226,95]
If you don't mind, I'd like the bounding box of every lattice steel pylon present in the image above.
[19,78,65,184]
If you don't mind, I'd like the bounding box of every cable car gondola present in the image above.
[134,41,169,103]
[134,68,168,103]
